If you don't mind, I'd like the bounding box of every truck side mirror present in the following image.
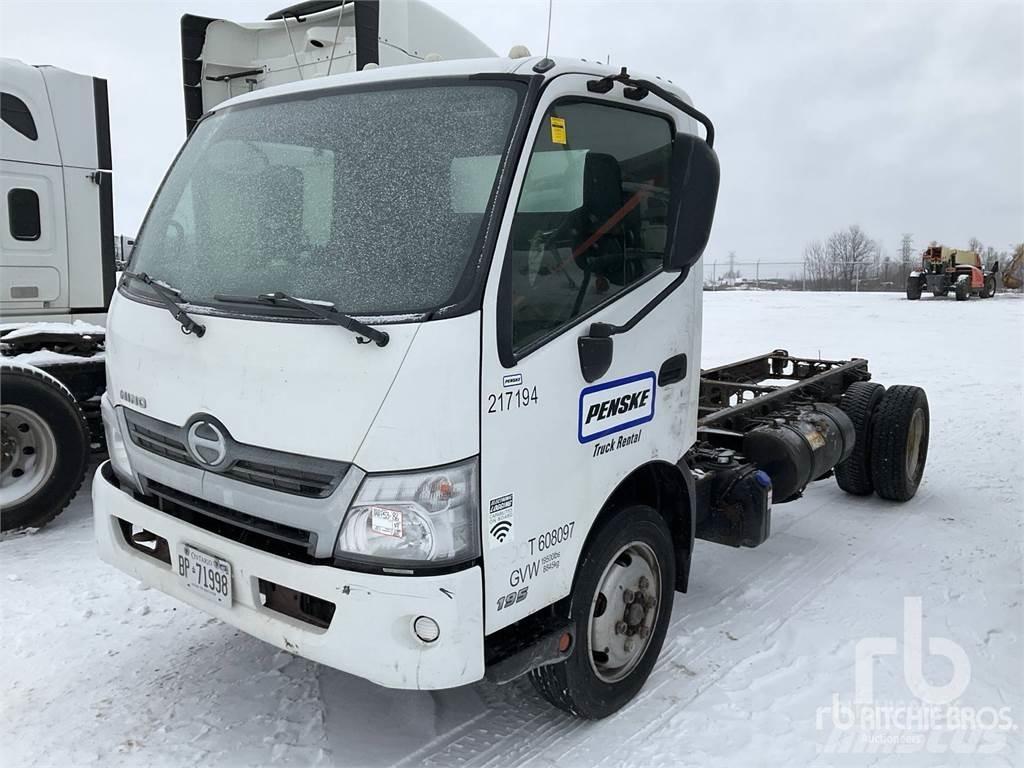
[663,133,720,272]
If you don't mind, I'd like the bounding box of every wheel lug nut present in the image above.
[638,577,649,590]
[644,596,656,609]
[615,621,628,635]
[623,589,634,603]
[638,624,650,639]
[624,639,634,653]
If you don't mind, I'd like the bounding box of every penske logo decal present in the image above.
[578,371,656,443]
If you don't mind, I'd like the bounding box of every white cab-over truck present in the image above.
[94,23,930,717]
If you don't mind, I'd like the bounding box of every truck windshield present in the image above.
[127,82,523,317]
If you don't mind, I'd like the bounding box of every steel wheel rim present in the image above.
[0,405,58,508]
[588,541,662,683]
[905,408,925,480]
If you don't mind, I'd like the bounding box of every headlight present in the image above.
[101,395,141,492]
[335,457,480,568]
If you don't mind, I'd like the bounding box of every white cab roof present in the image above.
[212,55,693,113]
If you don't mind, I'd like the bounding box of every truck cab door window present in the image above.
[8,188,41,241]
[1,93,38,141]
[506,100,673,352]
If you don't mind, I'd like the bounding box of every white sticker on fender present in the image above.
[487,493,514,548]
[578,372,656,443]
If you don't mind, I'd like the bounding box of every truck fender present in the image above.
[575,460,696,594]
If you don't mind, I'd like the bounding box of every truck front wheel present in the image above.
[529,505,675,719]
[0,367,89,531]
[869,385,929,502]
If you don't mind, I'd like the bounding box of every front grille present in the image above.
[228,459,337,497]
[128,421,192,464]
[145,479,322,563]
[123,409,347,498]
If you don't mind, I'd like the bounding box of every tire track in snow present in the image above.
[402,490,921,768]
[468,540,840,768]
[516,498,924,768]
[400,538,824,767]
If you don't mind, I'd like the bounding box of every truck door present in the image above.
[1,67,69,315]
[479,75,702,633]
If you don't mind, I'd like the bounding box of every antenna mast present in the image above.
[544,0,553,58]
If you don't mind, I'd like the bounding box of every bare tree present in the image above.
[803,239,828,289]
[802,225,882,290]
[968,237,984,254]
[982,245,1004,269]
[826,225,879,289]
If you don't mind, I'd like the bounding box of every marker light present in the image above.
[413,616,440,644]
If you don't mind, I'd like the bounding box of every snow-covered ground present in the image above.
[3,291,1021,767]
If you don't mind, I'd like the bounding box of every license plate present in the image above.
[176,543,232,606]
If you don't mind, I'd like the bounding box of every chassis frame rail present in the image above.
[697,349,869,434]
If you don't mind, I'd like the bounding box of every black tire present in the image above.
[869,385,929,502]
[835,381,885,496]
[529,505,675,719]
[955,277,969,301]
[905,277,923,300]
[0,367,89,531]
[981,276,996,299]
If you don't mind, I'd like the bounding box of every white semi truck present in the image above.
[1,57,116,529]
[93,4,931,718]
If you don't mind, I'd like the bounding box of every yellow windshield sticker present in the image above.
[550,116,567,145]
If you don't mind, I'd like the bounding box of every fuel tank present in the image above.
[742,404,855,502]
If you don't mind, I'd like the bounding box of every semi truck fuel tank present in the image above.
[742,404,855,503]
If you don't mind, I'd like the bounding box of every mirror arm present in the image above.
[589,269,690,339]
[587,68,715,148]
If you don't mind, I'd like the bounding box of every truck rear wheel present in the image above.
[529,505,675,719]
[869,385,929,502]
[834,381,885,496]
[0,367,89,531]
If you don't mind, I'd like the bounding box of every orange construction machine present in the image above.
[906,246,998,301]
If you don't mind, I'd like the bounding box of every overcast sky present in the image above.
[2,0,1021,273]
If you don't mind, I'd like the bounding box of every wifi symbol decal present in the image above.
[490,519,512,543]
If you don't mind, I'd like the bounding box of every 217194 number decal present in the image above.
[487,386,538,414]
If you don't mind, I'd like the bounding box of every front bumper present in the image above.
[92,462,485,689]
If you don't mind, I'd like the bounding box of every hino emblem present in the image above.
[186,419,229,468]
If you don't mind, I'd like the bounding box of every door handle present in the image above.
[658,354,687,386]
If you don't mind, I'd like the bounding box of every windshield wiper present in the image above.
[123,271,206,337]
[213,291,389,347]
